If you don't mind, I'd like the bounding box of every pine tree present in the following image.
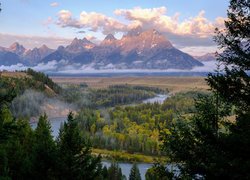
[129,163,141,180]
[162,0,250,179]
[57,112,102,179]
[107,162,124,180]
[207,0,250,178]
[208,0,250,112]
[32,114,57,179]
[145,163,174,180]
[102,166,108,179]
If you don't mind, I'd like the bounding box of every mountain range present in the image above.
[0,28,204,70]
[194,53,216,62]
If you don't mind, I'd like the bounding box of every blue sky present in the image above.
[0,0,229,55]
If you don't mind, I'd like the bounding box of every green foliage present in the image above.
[107,162,126,180]
[26,68,62,94]
[1,119,34,179]
[76,104,173,155]
[161,1,250,179]
[75,91,200,156]
[101,166,109,179]
[93,148,166,163]
[145,163,174,180]
[62,84,167,108]
[0,69,61,106]
[209,0,250,178]
[32,114,57,179]
[91,85,165,107]
[162,91,208,114]
[208,0,250,112]
[0,77,18,108]
[161,94,233,178]
[0,69,64,119]
[61,83,91,108]
[57,112,102,180]
[0,106,103,179]
[129,163,141,180]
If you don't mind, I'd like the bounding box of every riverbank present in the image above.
[92,148,168,163]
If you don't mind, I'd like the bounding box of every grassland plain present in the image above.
[1,72,208,93]
[52,76,208,93]
[0,71,30,78]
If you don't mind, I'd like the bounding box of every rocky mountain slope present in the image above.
[0,28,203,70]
[194,53,216,62]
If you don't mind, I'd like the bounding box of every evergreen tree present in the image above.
[57,112,102,179]
[207,0,250,178]
[162,0,250,179]
[129,163,141,180]
[73,146,102,180]
[107,162,125,180]
[0,105,15,142]
[5,119,34,179]
[145,163,174,180]
[161,94,232,178]
[102,166,108,180]
[208,0,250,113]
[32,114,57,179]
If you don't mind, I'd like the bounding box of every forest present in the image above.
[62,83,167,108]
[75,91,205,156]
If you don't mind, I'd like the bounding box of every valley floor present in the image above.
[52,76,208,93]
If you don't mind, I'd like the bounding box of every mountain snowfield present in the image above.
[0,28,215,73]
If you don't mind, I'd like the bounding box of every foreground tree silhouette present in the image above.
[162,0,250,179]
[107,162,125,180]
[145,163,174,180]
[129,163,141,180]
[207,0,250,177]
[208,0,250,112]
[57,112,102,180]
[32,114,57,179]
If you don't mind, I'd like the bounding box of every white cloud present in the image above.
[55,7,225,49]
[57,10,81,28]
[79,11,127,34]
[115,7,225,38]
[50,2,59,7]
[57,10,127,34]
[114,6,167,22]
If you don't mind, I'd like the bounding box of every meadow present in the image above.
[52,76,208,94]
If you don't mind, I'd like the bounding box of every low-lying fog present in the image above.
[11,89,75,120]
[1,60,218,74]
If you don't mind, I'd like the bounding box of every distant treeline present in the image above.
[62,84,167,108]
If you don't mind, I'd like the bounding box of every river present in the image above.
[102,161,153,180]
[30,117,66,138]
[30,94,169,179]
[30,94,169,137]
[31,117,154,179]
